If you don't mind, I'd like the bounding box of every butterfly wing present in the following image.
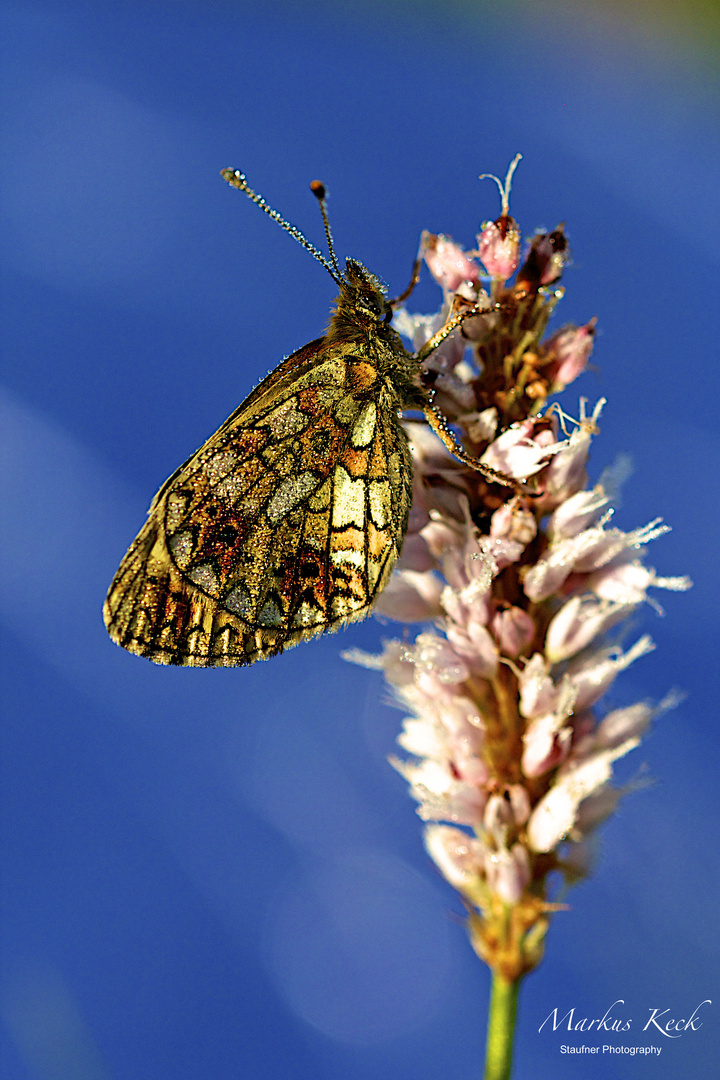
[103,338,413,666]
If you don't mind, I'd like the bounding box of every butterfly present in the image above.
[103,170,509,666]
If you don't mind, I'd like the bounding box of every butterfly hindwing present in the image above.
[103,336,414,666]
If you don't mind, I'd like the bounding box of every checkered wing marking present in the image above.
[103,339,413,666]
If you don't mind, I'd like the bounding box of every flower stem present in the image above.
[484,972,521,1080]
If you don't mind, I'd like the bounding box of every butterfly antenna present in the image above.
[309,181,343,279]
[221,168,344,286]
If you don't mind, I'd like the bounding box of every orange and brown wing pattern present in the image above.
[103,339,413,666]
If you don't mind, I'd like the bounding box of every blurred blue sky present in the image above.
[1,1,719,1078]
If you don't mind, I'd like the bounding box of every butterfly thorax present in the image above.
[325,259,424,409]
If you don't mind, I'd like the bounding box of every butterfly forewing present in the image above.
[103,335,414,666]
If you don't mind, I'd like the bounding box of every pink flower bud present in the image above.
[441,521,495,595]
[463,408,498,446]
[507,784,531,826]
[476,216,521,280]
[519,654,560,719]
[484,843,531,904]
[476,154,523,281]
[545,320,596,389]
[588,560,654,604]
[420,519,462,559]
[392,755,487,826]
[406,421,459,471]
[525,518,647,603]
[546,595,633,663]
[490,497,538,546]
[528,736,640,852]
[446,784,491,826]
[377,641,417,688]
[481,534,525,570]
[588,559,690,606]
[397,716,447,760]
[595,703,653,748]
[526,783,577,853]
[568,708,599,746]
[548,486,611,540]
[572,529,637,573]
[522,714,572,778]
[396,531,436,572]
[484,793,515,838]
[455,751,489,788]
[538,402,603,509]
[515,226,569,291]
[373,569,444,622]
[413,632,471,684]
[423,232,481,292]
[406,425,470,521]
[420,325,469,374]
[481,420,564,479]
[425,824,485,891]
[523,545,574,602]
[445,620,499,678]
[441,576,491,628]
[566,635,655,710]
[492,606,536,657]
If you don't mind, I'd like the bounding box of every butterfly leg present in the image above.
[421,398,519,489]
[415,306,483,364]
[414,308,530,491]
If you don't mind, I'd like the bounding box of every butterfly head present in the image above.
[341,259,392,320]
[305,182,393,334]
[324,258,397,345]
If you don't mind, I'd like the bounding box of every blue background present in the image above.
[1,1,719,1077]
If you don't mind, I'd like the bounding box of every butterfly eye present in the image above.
[365,295,385,319]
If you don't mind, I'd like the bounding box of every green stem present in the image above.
[484,972,521,1080]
